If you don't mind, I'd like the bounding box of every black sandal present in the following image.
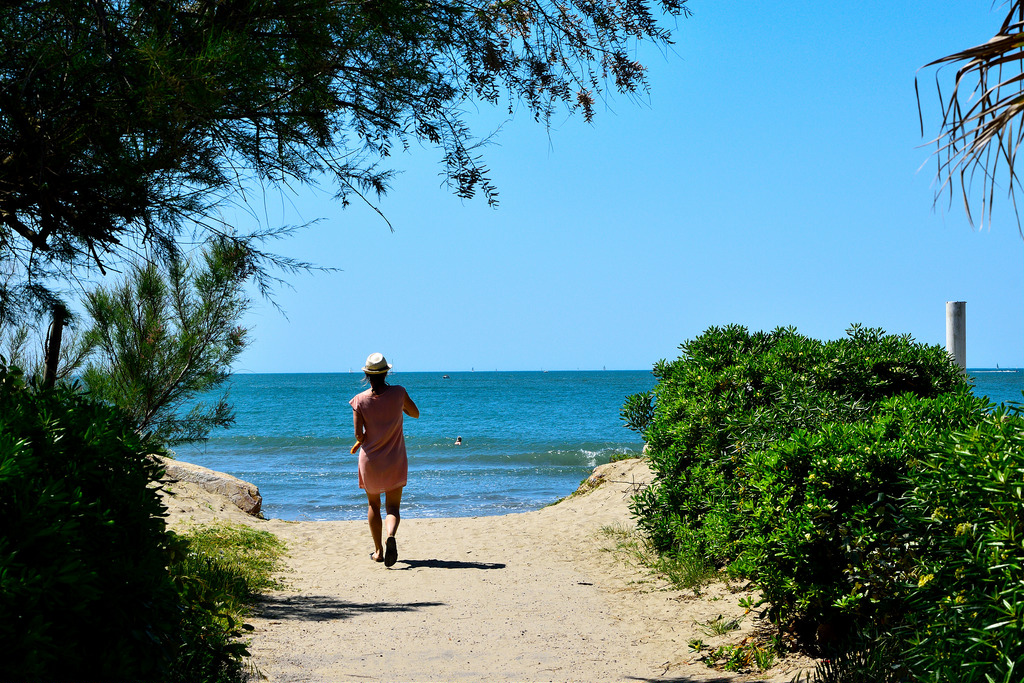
[384,536,398,567]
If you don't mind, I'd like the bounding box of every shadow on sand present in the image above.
[394,558,506,570]
[256,595,444,621]
[626,674,780,683]
[626,676,775,683]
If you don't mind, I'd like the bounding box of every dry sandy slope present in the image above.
[164,459,814,683]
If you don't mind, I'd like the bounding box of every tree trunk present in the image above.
[42,305,66,389]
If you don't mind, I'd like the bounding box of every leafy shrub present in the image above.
[627,324,968,565]
[738,392,990,631]
[627,324,1024,677]
[624,324,974,644]
[794,405,1024,683]
[0,362,281,682]
[620,390,655,434]
[893,405,1024,683]
[0,362,179,680]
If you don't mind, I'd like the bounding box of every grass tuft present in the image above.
[699,614,742,636]
[176,524,286,593]
[599,522,716,593]
[166,522,288,683]
[173,523,287,604]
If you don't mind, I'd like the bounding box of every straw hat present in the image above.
[362,352,392,374]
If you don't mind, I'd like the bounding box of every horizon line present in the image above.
[230,368,654,375]
[227,367,1022,375]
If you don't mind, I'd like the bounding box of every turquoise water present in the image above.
[173,371,655,521]
[968,369,1024,407]
[172,369,1023,522]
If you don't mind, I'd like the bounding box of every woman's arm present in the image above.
[403,392,419,419]
[353,410,366,441]
[349,410,366,454]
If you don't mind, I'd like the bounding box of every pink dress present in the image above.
[349,385,409,494]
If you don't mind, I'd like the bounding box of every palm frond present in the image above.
[920,1,1024,234]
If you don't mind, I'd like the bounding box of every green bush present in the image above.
[894,405,1024,683]
[627,324,968,566]
[738,392,990,631]
[0,361,284,682]
[628,324,1024,677]
[795,405,1024,683]
[625,324,973,643]
[0,362,179,679]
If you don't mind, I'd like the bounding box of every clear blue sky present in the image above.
[231,1,1024,373]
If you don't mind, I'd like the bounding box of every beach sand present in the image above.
[162,458,815,682]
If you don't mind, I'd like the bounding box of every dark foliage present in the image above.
[0,361,178,680]
[0,360,279,682]
[1,0,688,317]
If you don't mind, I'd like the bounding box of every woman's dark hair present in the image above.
[366,372,388,393]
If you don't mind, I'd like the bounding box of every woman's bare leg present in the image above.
[384,486,403,538]
[366,492,384,561]
[382,487,403,566]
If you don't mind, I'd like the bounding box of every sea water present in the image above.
[173,369,1023,522]
[174,371,655,521]
[969,368,1024,407]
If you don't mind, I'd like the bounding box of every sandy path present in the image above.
[165,459,812,682]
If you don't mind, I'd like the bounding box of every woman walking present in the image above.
[349,353,419,567]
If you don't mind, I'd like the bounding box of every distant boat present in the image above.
[442,374,450,379]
